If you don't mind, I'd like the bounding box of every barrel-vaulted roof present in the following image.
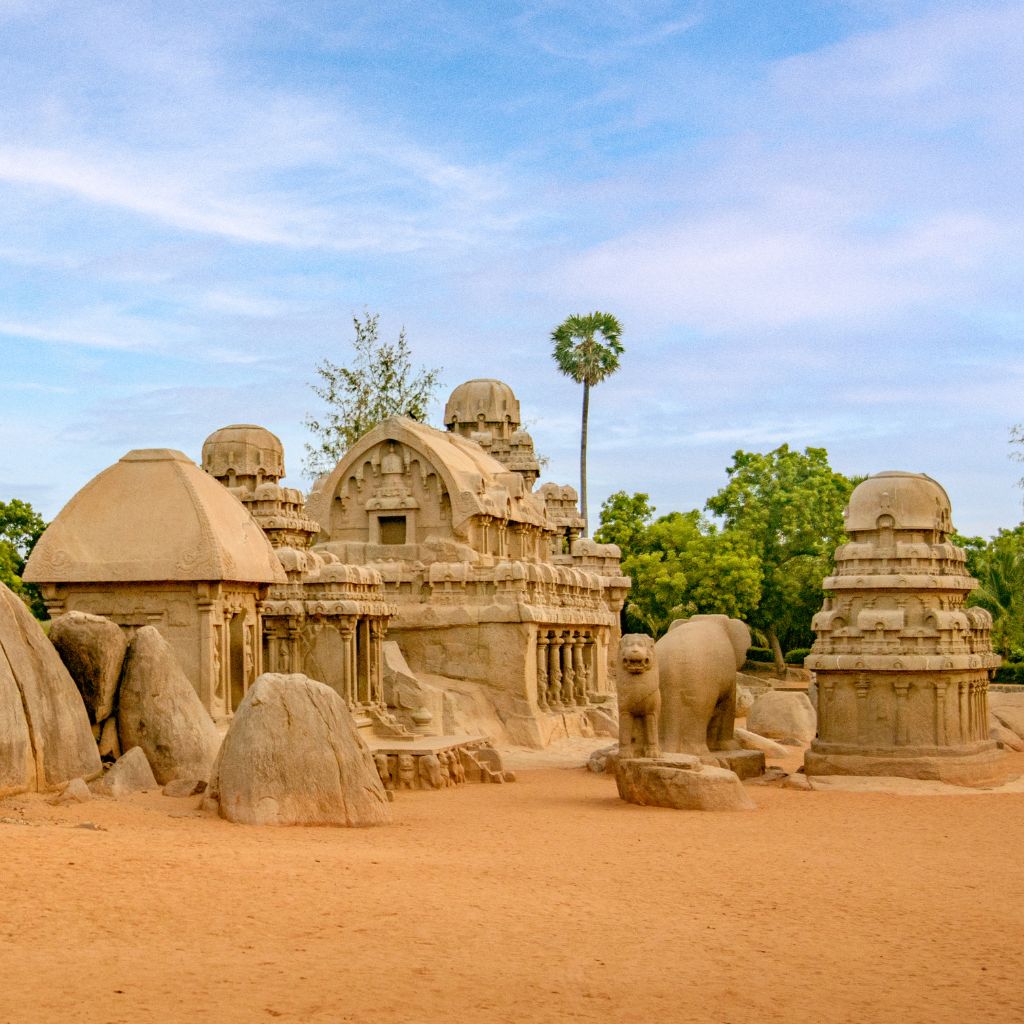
[25,449,286,585]
[306,416,550,537]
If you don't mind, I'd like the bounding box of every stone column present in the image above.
[934,681,948,745]
[855,676,870,746]
[547,632,562,707]
[370,621,385,707]
[958,681,970,744]
[573,632,588,704]
[893,680,910,746]
[536,631,549,710]
[818,679,834,740]
[561,630,575,705]
[340,625,356,709]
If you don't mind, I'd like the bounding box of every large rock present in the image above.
[734,725,790,759]
[212,673,391,827]
[616,756,755,811]
[746,691,817,745]
[117,626,220,785]
[0,582,101,796]
[990,705,1024,743]
[48,611,127,723]
[91,746,158,797]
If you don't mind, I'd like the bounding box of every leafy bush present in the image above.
[784,647,812,664]
[745,646,774,663]
[992,664,1024,685]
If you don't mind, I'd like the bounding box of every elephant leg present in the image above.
[708,688,739,751]
[674,695,712,755]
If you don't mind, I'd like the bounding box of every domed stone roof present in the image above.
[844,471,953,534]
[202,424,285,484]
[25,449,286,584]
[444,379,521,433]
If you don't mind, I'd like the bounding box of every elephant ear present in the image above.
[667,617,690,633]
[726,619,752,668]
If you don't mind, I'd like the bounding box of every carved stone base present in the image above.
[805,741,1006,788]
[616,756,755,811]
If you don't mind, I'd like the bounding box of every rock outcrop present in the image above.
[746,691,817,745]
[117,626,221,785]
[210,673,391,827]
[0,582,101,796]
[91,746,158,797]
[48,611,127,723]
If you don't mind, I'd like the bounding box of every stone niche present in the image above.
[24,448,286,719]
[804,471,1004,787]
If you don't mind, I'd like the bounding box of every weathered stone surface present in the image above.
[616,633,661,758]
[734,725,791,759]
[587,743,618,774]
[735,683,755,717]
[162,778,207,797]
[656,615,750,755]
[49,778,92,804]
[989,722,1024,752]
[616,757,755,811]
[98,716,121,761]
[701,748,766,780]
[91,746,157,797]
[747,691,816,744]
[213,673,390,827]
[990,705,1024,743]
[48,611,127,723]
[0,582,101,795]
[117,626,221,785]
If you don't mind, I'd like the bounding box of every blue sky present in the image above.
[2,0,1022,536]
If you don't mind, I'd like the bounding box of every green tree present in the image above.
[960,526,1024,658]
[304,312,441,478]
[705,445,856,675]
[596,493,761,638]
[551,311,623,535]
[0,498,47,619]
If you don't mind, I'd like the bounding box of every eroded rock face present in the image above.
[117,626,221,785]
[48,611,128,723]
[747,691,817,745]
[212,673,390,827]
[0,583,101,795]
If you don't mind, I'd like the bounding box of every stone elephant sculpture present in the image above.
[655,614,750,756]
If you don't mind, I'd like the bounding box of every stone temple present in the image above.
[25,379,628,755]
[804,471,1005,786]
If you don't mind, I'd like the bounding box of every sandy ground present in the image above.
[2,748,1024,1024]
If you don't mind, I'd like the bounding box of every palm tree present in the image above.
[551,311,624,536]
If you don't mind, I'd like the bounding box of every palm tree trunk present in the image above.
[580,380,589,537]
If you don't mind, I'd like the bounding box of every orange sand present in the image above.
[2,755,1024,1024]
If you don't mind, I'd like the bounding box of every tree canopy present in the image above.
[304,312,441,478]
[957,526,1024,658]
[0,498,47,619]
[551,311,623,535]
[598,446,857,672]
[705,445,857,673]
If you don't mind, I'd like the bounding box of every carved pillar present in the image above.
[561,630,575,705]
[573,632,588,703]
[855,676,870,746]
[893,680,910,746]
[934,681,948,745]
[536,631,549,710]
[370,621,385,707]
[547,631,562,707]
[340,625,356,709]
[958,680,969,744]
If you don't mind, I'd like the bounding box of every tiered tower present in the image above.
[804,471,1004,786]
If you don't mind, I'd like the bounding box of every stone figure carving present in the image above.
[655,614,750,756]
[615,634,661,759]
[419,752,443,789]
[438,750,452,787]
[448,750,466,784]
[374,753,393,790]
[397,753,417,790]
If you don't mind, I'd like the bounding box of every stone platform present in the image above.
[616,755,755,812]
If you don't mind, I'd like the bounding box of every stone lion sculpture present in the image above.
[616,633,661,759]
[655,614,751,756]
